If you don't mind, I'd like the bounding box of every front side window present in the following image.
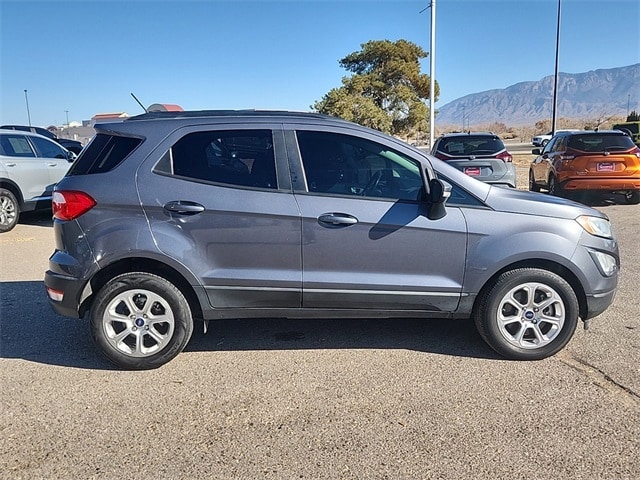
[166,130,276,189]
[29,136,67,159]
[296,130,423,201]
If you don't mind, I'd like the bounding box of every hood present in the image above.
[484,186,608,220]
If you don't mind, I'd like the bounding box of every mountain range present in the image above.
[435,63,639,127]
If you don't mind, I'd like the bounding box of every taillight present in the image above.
[496,151,512,162]
[632,146,640,158]
[52,190,96,221]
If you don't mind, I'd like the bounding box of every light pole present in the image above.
[421,1,436,148]
[24,89,32,126]
[551,0,561,135]
[65,110,69,126]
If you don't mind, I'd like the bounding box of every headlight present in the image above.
[576,215,613,239]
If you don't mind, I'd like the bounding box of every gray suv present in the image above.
[44,111,619,369]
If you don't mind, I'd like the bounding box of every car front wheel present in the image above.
[473,268,579,360]
[0,188,19,233]
[90,272,194,369]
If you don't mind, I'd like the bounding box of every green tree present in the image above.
[312,39,438,137]
[627,110,639,122]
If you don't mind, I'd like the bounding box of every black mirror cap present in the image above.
[427,178,450,220]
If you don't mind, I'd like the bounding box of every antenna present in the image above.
[131,92,148,113]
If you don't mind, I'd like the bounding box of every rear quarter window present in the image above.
[67,134,142,175]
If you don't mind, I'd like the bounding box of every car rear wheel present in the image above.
[473,268,579,360]
[541,139,549,147]
[528,171,541,192]
[90,272,194,370]
[624,190,640,205]
[548,175,563,197]
[0,188,19,233]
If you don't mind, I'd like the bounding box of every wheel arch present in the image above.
[472,259,588,321]
[80,257,204,320]
[0,178,25,206]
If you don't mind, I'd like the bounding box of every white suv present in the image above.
[532,129,580,147]
[0,129,74,232]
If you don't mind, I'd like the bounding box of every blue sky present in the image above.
[1,0,638,127]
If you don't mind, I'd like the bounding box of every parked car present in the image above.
[529,130,640,204]
[430,132,516,188]
[532,129,580,147]
[45,111,619,369]
[1,124,84,154]
[612,121,640,146]
[0,129,75,232]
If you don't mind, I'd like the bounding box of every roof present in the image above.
[126,109,341,123]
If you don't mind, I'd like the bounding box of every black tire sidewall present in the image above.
[90,272,193,370]
[0,188,20,233]
[474,268,579,360]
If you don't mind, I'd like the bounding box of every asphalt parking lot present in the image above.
[1,202,639,479]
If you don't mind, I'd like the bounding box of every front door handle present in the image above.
[163,201,205,215]
[318,213,358,227]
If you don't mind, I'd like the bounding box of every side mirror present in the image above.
[532,148,541,155]
[427,178,450,220]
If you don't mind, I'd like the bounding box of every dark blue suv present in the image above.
[45,111,619,369]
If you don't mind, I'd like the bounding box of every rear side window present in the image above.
[0,134,36,157]
[157,130,277,189]
[67,134,142,175]
[567,134,635,152]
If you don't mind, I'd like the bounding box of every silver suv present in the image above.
[44,111,619,369]
[0,129,74,232]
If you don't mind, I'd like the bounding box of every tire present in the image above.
[528,170,541,192]
[548,175,563,197]
[473,268,579,360]
[0,188,20,233]
[90,272,194,370]
[624,190,640,205]
[541,139,549,147]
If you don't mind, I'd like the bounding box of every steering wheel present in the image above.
[362,170,383,196]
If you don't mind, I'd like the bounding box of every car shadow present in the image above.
[0,281,500,370]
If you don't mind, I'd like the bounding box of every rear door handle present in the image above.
[163,201,205,215]
[318,213,358,226]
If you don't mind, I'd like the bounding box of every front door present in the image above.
[292,129,467,312]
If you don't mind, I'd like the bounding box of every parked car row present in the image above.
[1,124,84,154]
[43,110,619,369]
[0,128,75,232]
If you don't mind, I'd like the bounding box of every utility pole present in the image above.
[551,0,561,135]
[65,110,69,127]
[24,89,31,126]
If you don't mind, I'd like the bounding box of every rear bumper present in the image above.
[44,269,85,318]
[561,177,640,191]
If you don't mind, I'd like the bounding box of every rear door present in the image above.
[0,133,51,202]
[137,125,302,310]
[287,127,468,312]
